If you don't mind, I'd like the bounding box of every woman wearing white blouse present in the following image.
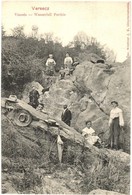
[108,101,124,150]
[82,121,101,146]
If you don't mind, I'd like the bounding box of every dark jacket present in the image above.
[61,108,72,126]
[29,89,40,108]
[29,89,39,100]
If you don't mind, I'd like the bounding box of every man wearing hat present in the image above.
[64,53,73,75]
[108,101,124,150]
[61,105,72,126]
[45,54,56,76]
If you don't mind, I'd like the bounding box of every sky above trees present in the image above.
[2,1,130,62]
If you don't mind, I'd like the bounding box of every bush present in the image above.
[2,30,112,95]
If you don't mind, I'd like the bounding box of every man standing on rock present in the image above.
[64,53,73,75]
[29,86,40,109]
[108,101,124,150]
[61,105,72,126]
[45,54,56,76]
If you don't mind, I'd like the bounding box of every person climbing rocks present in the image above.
[45,54,56,76]
[108,101,124,150]
[29,86,40,109]
[59,67,65,80]
[36,103,44,111]
[61,105,72,126]
[64,65,70,76]
[64,53,73,75]
[36,103,49,116]
[82,121,101,147]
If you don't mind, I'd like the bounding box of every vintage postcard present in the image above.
[1,1,131,194]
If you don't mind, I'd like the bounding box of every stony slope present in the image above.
[23,58,130,152]
[2,57,130,194]
[2,112,130,194]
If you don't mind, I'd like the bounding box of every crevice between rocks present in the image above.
[100,76,112,105]
[72,79,109,117]
[89,95,109,116]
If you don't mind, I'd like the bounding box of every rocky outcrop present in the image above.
[2,99,130,164]
[2,108,130,194]
[78,52,105,63]
[88,189,126,195]
[26,58,129,152]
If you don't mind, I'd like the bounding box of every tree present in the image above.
[11,25,25,38]
[71,32,106,59]
[44,32,54,43]
[86,37,106,59]
[73,31,90,50]
[104,46,116,62]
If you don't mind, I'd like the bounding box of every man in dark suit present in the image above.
[61,105,72,126]
[29,86,40,109]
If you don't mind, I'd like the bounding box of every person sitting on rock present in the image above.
[36,103,49,115]
[45,54,56,76]
[59,67,65,80]
[82,121,101,146]
[36,103,44,111]
[29,86,40,109]
[64,65,70,76]
[61,105,72,126]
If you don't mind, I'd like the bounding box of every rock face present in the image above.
[22,58,130,152]
[73,58,130,151]
[78,52,104,63]
[1,107,130,194]
[88,189,126,195]
[1,56,130,194]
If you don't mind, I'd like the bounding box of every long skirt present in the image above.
[109,117,120,149]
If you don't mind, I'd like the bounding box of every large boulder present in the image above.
[22,58,130,152]
[73,58,130,151]
[78,52,105,63]
[39,79,80,120]
[88,189,126,195]
[1,107,130,194]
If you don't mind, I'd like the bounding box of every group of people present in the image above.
[45,52,74,77]
[28,85,125,151]
[61,101,125,150]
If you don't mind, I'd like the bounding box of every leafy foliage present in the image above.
[2,26,115,96]
[11,25,26,38]
[69,31,107,59]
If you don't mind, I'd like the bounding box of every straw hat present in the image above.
[6,95,18,102]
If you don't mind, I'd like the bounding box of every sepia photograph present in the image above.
[1,0,131,194]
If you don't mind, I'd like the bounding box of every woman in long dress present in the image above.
[108,101,124,150]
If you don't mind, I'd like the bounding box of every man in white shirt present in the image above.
[108,101,124,150]
[64,53,73,75]
[82,121,101,146]
[45,54,56,76]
